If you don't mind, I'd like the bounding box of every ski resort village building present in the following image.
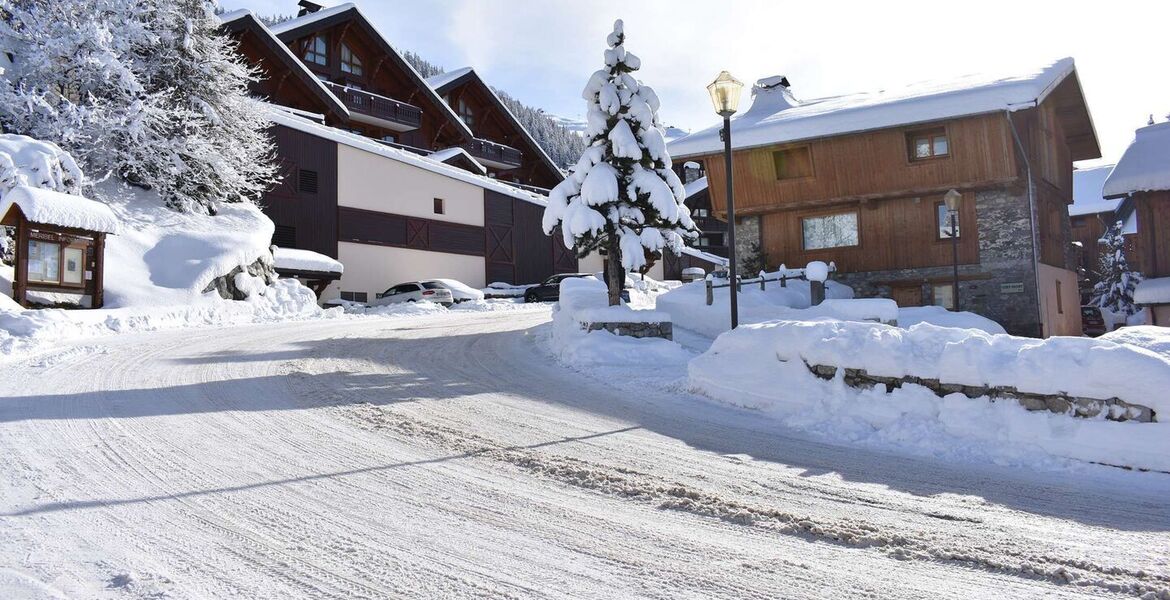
[1103,120,1170,325]
[220,4,580,301]
[669,59,1101,337]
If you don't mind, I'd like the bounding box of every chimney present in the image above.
[749,75,799,113]
[1149,114,1155,126]
[297,0,324,16]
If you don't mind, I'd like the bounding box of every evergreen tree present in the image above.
[1092,220,1143,315]
[542,20,697,305]
[0,0,277,214]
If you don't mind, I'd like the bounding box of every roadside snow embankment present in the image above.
[689,320,1170,471]
[545,277,691,378]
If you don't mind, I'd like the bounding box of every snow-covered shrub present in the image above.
[0,135,84,263]
[1091,221,1143,315]
[543,20,697,305]
[0,0,277,214]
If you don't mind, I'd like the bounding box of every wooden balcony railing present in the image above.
[323,81,422,130]
[461,138,522,168]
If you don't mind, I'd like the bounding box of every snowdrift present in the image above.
[689,320,1170,471]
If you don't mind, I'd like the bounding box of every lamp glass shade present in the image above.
[943,189,962,212]
[707,71,744,117]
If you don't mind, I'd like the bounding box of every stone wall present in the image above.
[833,187,1044,337]
[732,215,761,276]
[202,254,277,301]
[806,362,1154,423]
[585,320,673,340]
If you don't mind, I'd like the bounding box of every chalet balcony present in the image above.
[323,81,422,133]
[461,138,523,170]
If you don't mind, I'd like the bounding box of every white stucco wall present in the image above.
[337,144,484,227]
[578,252,604,275]
[325,242,486,301]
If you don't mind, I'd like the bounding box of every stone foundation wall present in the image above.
[202,254,277,301]
[585,321,673,340]
[807,363,1154,423]
[732,215,761,276]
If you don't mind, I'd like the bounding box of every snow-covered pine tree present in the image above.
[0,0,276,214]
[1092,220,1143,315]
[542,19,697,305]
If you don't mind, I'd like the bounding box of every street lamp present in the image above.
[707,71,744,328]
[943,188,962,311]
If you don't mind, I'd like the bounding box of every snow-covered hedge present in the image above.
[688,320,1170,471]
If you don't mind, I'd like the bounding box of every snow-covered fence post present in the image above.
[807,261,830,306]
[779,263,788,287]
[540,19,698,306]
[705,278,714,306]
[759,270,766,291]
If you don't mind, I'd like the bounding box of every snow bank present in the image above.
[273,247,343,274]
[689,320,1170,471]
[655,272,854,338]
[545,276,691,369]
[0,134,82,195]
[1101,326,1170,360]
[897,305,1006,334]
[0,185,119,233]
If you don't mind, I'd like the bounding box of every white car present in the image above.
[421,278,485,303]
[372,281,454,307]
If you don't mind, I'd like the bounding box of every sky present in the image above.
[229,0,1168,166]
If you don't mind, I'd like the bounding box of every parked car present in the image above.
[372,281,454,307]
[421,278,484,303]
[524,273,630,303]
[1081,305,1107,337]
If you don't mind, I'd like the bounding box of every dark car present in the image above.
[523,273,630,303]
[1081,306,1107,337]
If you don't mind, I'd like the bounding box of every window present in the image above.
[801,212,859,250]
[456,98,475,128]
[340,43,363,76]
[26,239,60,283]
[298,169,318,194]
[1056,280,1064,315]
[340,291,368,303]
[932,283,955,310]
[936,202,960,239]
[62,247,83,285]
[433,198,445,214]
[907,127,949,161]
[772,146,813,180]
[693,208,709,218]
[303,35,327,66]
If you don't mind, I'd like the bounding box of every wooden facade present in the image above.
[3,208,107,309]
[1131,191,1170,278]
[429,69,564,189]
[263,125,339,259]
[485,189,578,285]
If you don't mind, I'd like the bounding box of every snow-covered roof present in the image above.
[1134,276,1170,306]
[424,66,565,183]
[1070,165,1121,217]
[217,9,349,120]
[268,3,475,142]
[669,58,1083,158]
[425,67,473,91]
[266,105,547,207]
[273,247,343,275]
[683,176,708,199]
[1102,121,1170,198]
[428,147,487,175]
[680,246,728,266]
[0,185,120,234]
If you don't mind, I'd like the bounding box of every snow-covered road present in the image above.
[2,310,1168,599]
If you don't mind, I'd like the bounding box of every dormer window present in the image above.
[456,98,475,128]
[303,35,327,66]
[907,127,949,161]
[340,43,363,76]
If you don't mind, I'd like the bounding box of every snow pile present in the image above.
[273,247,344,274]
[483,282,538,298]
[545,276,690,370]
[897,306,1006,334]
[0,134,83,195]
[656,271,854,338]
[1102,121,1170,197]
[0,185,120,233]
[1134,276,1170,305]
[1102,326,1170,360]
[689,320,1170,471]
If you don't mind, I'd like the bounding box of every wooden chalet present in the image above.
[1102,120,1170,325]
[669,59,1101,337]
[427,67,564,189]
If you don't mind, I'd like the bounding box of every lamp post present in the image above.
[707,71,745,328]
[943,189,962,311]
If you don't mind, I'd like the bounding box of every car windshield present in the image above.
[1082,307,1099,318]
